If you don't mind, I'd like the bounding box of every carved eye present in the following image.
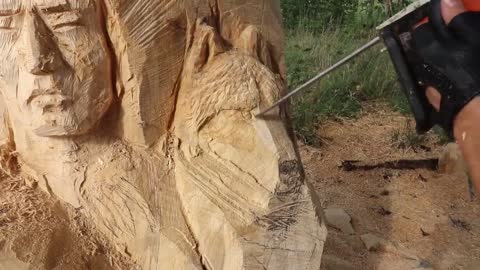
[47,12,84,33]
[0,9,21,17]
[0,19,14,30]
[0,13,19,31]
[52,20,84,32]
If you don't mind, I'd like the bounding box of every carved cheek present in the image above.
[0,30,19,52]
[200,111,257,152]
[198,111,287,193]
[52,26,112,110]
[54,28,106,69]
[69,30,112,105]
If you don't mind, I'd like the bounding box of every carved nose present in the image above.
[22,11,63,75]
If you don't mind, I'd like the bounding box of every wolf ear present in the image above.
[186,15,280,75]
[238,25,276,70]
[220,12,279,73]
[186,19,226,73]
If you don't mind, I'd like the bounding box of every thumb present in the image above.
[442,0,467,24]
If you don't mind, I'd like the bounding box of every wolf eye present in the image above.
[0,9,21,17]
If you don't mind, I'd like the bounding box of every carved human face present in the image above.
[0,0,112,136]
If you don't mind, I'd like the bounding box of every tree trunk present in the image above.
[0,0,327,269]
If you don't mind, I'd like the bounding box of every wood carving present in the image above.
[0,0,327,269]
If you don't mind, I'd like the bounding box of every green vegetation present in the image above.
[433,127,453,145]
[281,0,415,144]
[391,127,426,150]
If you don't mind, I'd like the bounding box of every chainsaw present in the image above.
[257,0,480,134]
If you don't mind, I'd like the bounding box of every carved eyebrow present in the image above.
[45,10,83,28]
[0,9,21,16]
[51,18,83,30]
[0,1,21,16]
[39,3,78,14]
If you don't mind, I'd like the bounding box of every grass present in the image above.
[286,26,411,145]
[391,128,426,150]
[433,127,453,145]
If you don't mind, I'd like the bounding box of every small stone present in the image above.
[419,260,433,269]
[420,228,430,237]
[322,255,355,270]
[324,208,355,235]
[360,233,385,252]
[421,223,436,236]
[439,143,467,174]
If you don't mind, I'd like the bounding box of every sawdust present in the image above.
[302,103,480,270]
[0,175,138,270]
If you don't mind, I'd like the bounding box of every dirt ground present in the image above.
[302,104,480,270]
[0,176,138,270]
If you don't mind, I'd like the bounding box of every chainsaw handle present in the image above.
[382,0,480,134]
[382,31,435,133]
[407,0,480,136]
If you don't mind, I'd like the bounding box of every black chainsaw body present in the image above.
[380,2,436,134]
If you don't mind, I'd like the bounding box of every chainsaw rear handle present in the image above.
[382,31,435,133]
[383,0,480,134]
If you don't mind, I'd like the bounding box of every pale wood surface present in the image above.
[0,1,326,269]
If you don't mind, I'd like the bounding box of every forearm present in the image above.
[454,97,480,194]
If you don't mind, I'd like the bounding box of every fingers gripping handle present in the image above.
[410,0,480,136]
[388,0,480,135]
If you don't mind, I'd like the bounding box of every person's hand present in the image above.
[416,0,480,198]
[425,0,467,111]
[412,0,480,137]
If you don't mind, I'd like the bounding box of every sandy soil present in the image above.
[302,104,480,270]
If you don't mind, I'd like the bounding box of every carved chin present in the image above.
[33,117,89,137]
[27,86,114,137]
[32,111,89,137]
